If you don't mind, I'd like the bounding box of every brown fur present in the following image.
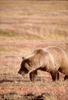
[18,46,68,81]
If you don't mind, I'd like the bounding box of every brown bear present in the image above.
[18,46,68,81]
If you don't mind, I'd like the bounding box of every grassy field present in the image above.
[0,0,68,41]
[0,0,68,100]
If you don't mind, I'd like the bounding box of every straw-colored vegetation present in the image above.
[0,0,68,100]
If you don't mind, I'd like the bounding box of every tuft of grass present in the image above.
[0,30,16,37]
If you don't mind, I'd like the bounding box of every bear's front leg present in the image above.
[50,71,59,81]
[29,70,37,81]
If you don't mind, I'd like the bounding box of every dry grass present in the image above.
[0,0,68,100]
[0,0,68,41]
[0,30,68,41]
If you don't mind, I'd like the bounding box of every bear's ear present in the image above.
[22,57,25,60]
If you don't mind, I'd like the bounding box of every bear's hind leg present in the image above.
[56,71,59,80]
[64,75,68,80]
